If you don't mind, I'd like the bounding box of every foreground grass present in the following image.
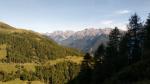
[0,63,16,73]
[0,63,36,73]
[0,79,44,84]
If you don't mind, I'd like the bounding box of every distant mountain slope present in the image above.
[45,28,111,52]
[0,22,82,63]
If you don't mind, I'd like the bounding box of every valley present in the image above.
[0,0,150,83]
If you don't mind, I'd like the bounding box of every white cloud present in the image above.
[98,20,127,30]
[114,23,127,30]
[115,10,131,14]
[100,20,113,25]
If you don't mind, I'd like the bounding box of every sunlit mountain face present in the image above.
[45,28,112,52]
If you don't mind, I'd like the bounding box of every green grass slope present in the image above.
[0,78,44,84]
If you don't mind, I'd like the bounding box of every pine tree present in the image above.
[93,27,120,84]
[118,33,129,68]
[92,44,106,84]
[105,27,121,67]
[144,13,150,59]
[127,13,144,64]
[78,53,94,84]
[145,14,150,49]
[107,27,120,57]
[94,44,105,64]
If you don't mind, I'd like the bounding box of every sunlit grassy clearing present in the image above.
[44,56,83,66]
[0,44,7,59]
[31,81,45,84]
[22,63,36,72]
[0,63,16,73]
[0,63,36,73]
[65,56,83,64]
[0,79,44,84]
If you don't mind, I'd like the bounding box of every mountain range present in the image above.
[45,28,112,52]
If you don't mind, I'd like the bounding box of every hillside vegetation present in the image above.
[0,22,83,84]
[0,22,82,63]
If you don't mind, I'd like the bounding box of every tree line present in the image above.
[0,61,80,84]
[69,13,150,84]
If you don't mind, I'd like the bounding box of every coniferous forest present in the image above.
[68,13,150,84]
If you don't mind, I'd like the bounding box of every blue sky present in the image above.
[0,0,150,33]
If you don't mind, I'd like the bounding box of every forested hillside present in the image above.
[0,22,82,62]
[0,22,83,84]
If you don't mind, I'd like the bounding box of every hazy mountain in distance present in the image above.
[45,30,75,44]
[45,28,112,52]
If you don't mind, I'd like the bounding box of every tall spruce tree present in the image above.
[145,14,150,49]
[99,27,121,82]
[94,44,105,64]
[105,27,121,65]
[118,33,129,68]
[92,44,105,84]
[127,13,144,64]
[107,27,120,55]
[78,53,94,84]
[144,13,150,59]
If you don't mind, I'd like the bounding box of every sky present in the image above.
[0,0,150,33]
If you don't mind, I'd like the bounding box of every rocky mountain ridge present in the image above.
[45,28,112,52]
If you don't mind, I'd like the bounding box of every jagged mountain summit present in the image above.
[45,30,75,43]
[45,28,112,52]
